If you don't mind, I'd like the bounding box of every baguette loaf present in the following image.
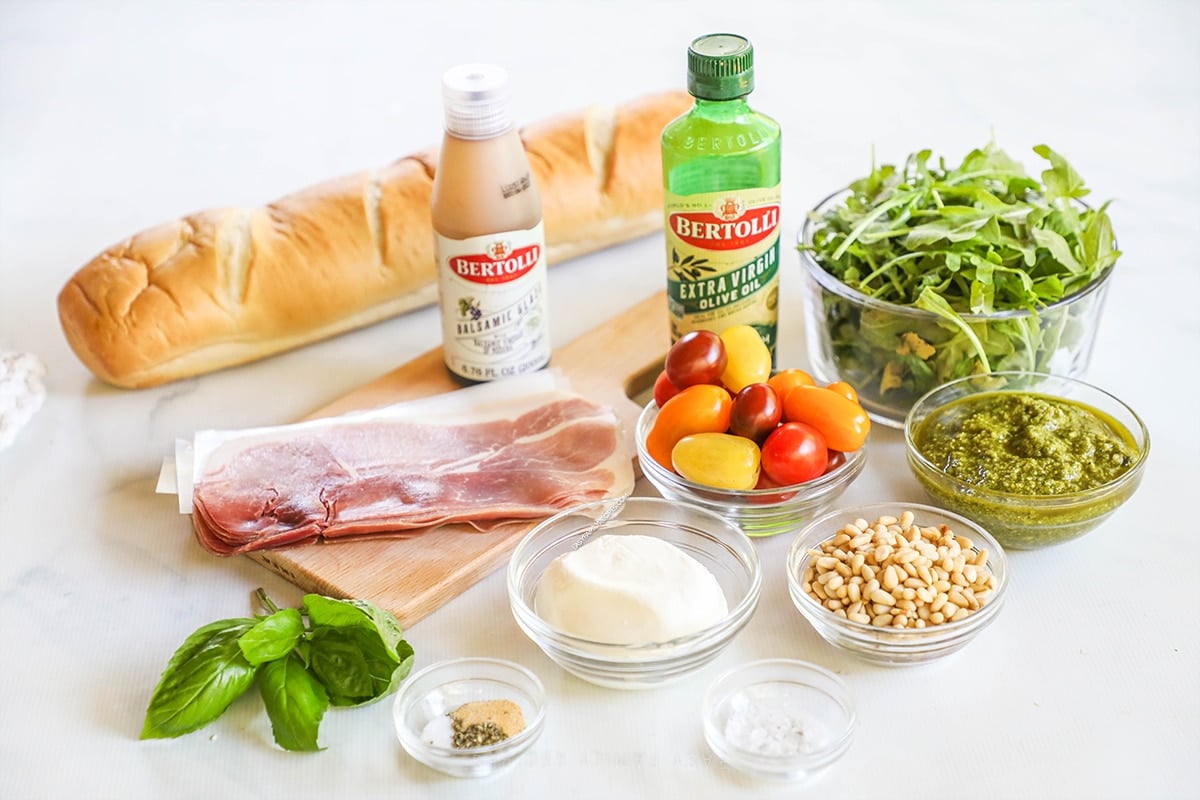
[58,90,690,388]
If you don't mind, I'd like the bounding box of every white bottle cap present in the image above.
[441,63,512,139]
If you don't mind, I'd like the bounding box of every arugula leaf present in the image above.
[258,655,329,752]
[141,619,258,739]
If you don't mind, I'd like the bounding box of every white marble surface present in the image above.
[2,1,1197,798]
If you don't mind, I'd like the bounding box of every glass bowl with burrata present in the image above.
[904,372,1149,549]
[506,496,761,689]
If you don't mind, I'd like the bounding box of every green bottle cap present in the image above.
[687,33,754,100]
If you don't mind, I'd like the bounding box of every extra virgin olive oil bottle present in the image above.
[662,33,782,360]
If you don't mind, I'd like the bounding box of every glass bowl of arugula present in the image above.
[796,142,1121,428]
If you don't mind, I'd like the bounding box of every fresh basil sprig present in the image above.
[141,589,415,752]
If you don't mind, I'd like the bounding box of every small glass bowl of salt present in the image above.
[702,659,855,782]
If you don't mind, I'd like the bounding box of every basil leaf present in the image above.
[258,655,328,752]
[238,608,304,666]
[141,618,258,739]
[308,628,376,702]
[303,594,407,661]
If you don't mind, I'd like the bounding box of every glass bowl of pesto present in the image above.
[904,372,1149,549]
[796,141,1121,430]
[787,502,1009,666]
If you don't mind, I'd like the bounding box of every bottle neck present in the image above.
[691,96,753,119]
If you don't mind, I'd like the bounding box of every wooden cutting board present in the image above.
[247,291,668,628]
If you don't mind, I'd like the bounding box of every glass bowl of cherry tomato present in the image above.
[636,327,871,538]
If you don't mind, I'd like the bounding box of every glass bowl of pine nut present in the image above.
[786,502,1008,666]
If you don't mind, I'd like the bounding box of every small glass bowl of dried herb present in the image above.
[392,657,546,778]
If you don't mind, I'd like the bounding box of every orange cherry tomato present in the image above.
[767,368,816,406]
[645,383,733,468]
[782,385,871,452]
[825,380,859,404]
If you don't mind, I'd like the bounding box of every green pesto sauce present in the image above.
[914,392,1137,495]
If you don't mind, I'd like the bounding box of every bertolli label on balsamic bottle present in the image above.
[435,221,550,382]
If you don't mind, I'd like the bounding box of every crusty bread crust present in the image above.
[57,90,690,388]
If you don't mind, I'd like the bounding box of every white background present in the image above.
[1,1,1197,798]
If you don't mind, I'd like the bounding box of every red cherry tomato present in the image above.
[729,383,782,442]
[760,422,829,486]
[665,330,728,388]
[825,449,847,474]
[653,369,681,407]
[750,470,799,504]
[782,386,871,452]
[645,383,733,469]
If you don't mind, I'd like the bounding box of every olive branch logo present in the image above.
[671,248,716,282]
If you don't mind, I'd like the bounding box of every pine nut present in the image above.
[870,589,896,606]
[899,510,914,528]
[847,582,861,603]
[883,565,899,591]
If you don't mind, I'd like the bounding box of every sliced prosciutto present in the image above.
[189,379,634,555]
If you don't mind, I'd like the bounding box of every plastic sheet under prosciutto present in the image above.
[186,374,634,555]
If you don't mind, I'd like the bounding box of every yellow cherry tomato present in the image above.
[718,325,772,394]
[782,385,871,452]
[767,368,816,405]
[646,383,733,469]
[671,432,761,491]
[825,380,859,404]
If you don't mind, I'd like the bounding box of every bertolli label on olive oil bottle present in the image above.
[665,185,781,351]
